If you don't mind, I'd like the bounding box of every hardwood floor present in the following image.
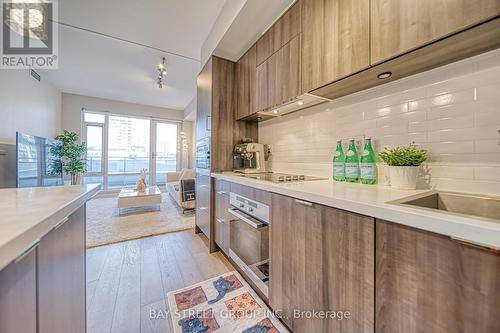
[86,230,234,333]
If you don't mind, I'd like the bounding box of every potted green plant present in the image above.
[378,144,427,190]
[54,130,87,185]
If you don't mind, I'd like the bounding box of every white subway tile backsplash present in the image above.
[475,140,500,153]
[475,111,500,128]
[427,103,475,120]
[474,166,500,181]
[477,84,500,101]
[427,114,474,131]
[427,164,474,180]
[364,103,408,119]
[259,49,500,194]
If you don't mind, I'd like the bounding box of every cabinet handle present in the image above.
[217,191,226,195]
[53,217,69,230]
[295,199,313,207]
[14,241,39,264]
[216,217,225,224]
[450,237,500,254]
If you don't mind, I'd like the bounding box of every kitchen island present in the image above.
[0,184,100,333]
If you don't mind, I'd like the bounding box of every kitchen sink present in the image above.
[392,191,500,222]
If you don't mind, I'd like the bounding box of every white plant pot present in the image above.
[389,166,420,190]
[376,163,390,186]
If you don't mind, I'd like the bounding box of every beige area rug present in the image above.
[86,193,195,248]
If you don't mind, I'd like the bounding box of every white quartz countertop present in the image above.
[212,172,500,249]
[0,184,100,270]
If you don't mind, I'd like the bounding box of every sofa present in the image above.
[166,169,196,212]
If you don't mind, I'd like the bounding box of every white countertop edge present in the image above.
[0,184,101,271]
[212,172,500,249]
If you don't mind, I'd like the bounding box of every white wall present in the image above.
[61,93,185,138]
[0,70,61,143]
[200,0,247,67]
[260,49,500,195]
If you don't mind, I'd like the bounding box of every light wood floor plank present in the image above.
[111,240,141,333]
[86,245,110,283]
[141,300,170,333]
[87,242,126,333]
[86,230,235,333]
[140,237,166,306]
[155,236,184,294]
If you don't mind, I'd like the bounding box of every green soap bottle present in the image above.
[333,140,345,181]
[360,137,377,184]
[345,138,360,183]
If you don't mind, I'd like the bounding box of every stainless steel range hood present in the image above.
[255,93,330,121]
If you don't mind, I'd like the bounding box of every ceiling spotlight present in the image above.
[297,100,304,106]
[272,109,278,114]
[377,71,392,79]
[157,57,167,88]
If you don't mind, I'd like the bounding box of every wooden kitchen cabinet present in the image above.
[235,45,257,120]
[256,2,300,66]
[214,180,231,254]
[270,193,374,333]
[371,0,500,64]
[276,35,301,106]
[0,244,37,333]
[301,0,370,92]
[376,219,500,333]
[256,35,301,112]
[196,57,212,140]
[38,205,86,333]
[255,62,268,113]
[196,173,211,239]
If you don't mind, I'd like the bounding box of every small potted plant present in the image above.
[378,144,427,190]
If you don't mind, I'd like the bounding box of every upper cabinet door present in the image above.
[371,0,500,64]
[196,58,212,139]
[301,0,370,93]
[235,45,257,120]
[256,2,301,66]
[276,35,301,106]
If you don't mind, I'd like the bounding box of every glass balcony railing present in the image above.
[84,156,177,189]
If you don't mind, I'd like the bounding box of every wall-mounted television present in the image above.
[16,132,64,188]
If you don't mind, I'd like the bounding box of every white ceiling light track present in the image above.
[157,57,167,88]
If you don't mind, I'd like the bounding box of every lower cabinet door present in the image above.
[195,173,211,238]
[38,206,86,333]
[0,245,37,333]
[270,193,375,333]
[376,219,500,333]
[214,181,230,254]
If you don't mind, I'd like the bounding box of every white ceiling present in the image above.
[214,0,295,61]
[43,0,227,110]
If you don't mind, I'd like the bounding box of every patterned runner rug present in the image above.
[167,271,289,333]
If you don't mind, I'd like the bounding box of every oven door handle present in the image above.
[228,207,267,229]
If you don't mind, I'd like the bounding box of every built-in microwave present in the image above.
[195,137,211,170]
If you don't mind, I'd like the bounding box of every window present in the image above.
[107,115,150,189]
[155,122,178,184]
[84,112,105,123]
[82,110,181,190]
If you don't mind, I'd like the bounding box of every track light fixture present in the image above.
[157,57,167,88]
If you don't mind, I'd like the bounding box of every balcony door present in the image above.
[150,120,180,185]
[82,113,105,186]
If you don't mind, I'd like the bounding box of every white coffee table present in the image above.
[117,186,162,215]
